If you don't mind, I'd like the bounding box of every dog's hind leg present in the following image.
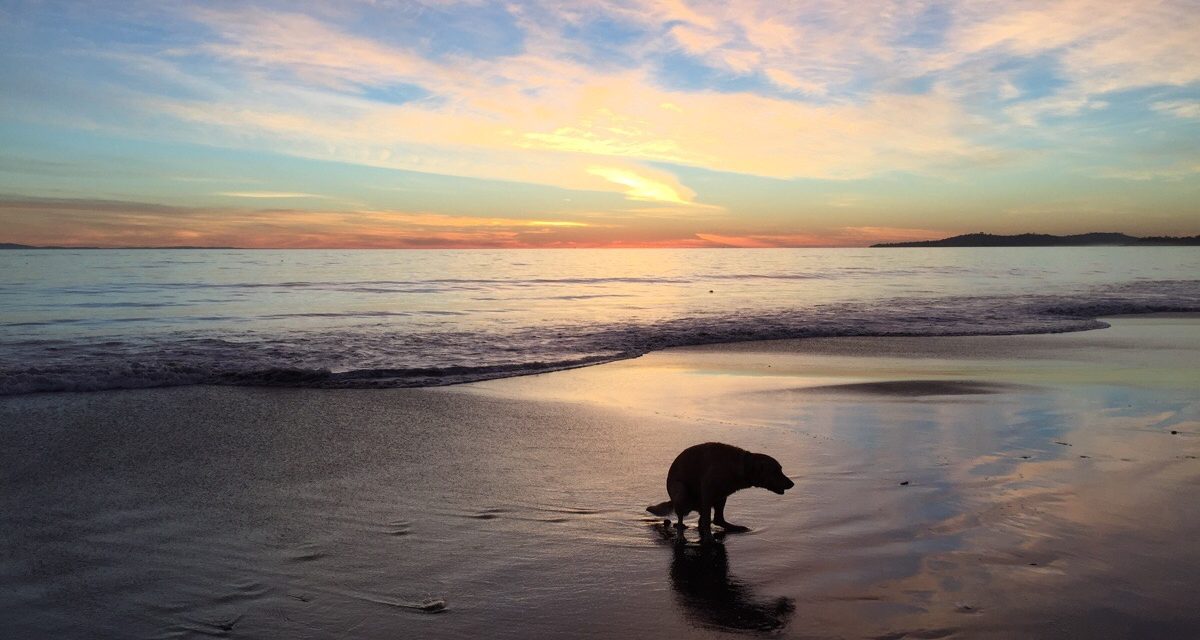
[713,496,749,533]
[668,480,689,530]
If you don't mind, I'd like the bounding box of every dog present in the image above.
[647,442,794,542]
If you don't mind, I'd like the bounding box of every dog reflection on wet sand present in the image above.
[662,531,795,633]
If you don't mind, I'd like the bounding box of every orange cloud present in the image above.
[696,226,948,248]
[0,196,953,249]
[0,197,602,249]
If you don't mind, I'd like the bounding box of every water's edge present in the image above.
[4,248,1197,396]
[10,305,1200,397]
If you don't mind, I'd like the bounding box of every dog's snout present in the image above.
[773,476,795,494]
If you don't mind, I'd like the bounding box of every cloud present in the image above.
[669,24,725,55]
[695,226,948,248]
[1152,100,1200,120]
[1005,95,1108,127]
[0,194,953,248]
[188,6,442,92]
[56,1,1192,196]
[951,0,1200,96]
[142,64,989,186]
[216,191,327,198]
[585,165,694,204]
[1095,163,1200,182]
[89,3,1014,200]
[0,195,598,248]
[764,68,827,95]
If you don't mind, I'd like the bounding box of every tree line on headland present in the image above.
[872,233,1200,247]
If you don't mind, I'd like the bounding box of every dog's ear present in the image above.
[747,454,769,480]
[744,454,758,479]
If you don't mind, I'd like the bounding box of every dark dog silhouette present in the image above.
[647,442,794,542]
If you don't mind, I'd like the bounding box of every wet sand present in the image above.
[2,315,1198,638]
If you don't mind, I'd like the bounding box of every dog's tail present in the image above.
[646,500,673,517]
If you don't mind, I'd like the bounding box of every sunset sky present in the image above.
[1,0,1198,247]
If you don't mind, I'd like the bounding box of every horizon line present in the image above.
[5,231,1199,251]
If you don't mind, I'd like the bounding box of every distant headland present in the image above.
[0,243,240,250]
[872,233,1200,248]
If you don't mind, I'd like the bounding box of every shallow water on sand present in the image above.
[2,317,1198,638]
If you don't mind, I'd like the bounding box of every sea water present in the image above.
[1,247,1197,394]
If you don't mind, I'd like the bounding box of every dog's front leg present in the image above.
[714,496,749,533]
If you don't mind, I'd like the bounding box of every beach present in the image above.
[2,315,1198,639]
[6,2,1200,637]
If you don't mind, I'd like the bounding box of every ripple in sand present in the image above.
[784,379,1021,397]
[346,591,449,614]
[170,613,244,638]
[872,628,957,640]
[435,506,514,521]
[288,542,326,562]
[214,580,269,603]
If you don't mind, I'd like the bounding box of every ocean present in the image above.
[2,247,1198,394]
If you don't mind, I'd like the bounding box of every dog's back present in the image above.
[668,442,749,491]
[648,443,743,515]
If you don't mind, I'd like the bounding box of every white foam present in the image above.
[2,281,1197,395]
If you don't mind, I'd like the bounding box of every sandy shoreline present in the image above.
[2,315,1198,638]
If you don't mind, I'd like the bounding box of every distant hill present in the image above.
[872,233,1200,247]
[0,243,239,250]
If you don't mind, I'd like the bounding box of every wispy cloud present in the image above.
[0,195,598,248]
[92,4,999,199]
[1152,100,1200,120]
[135,1,1195,187]
[216,191,327,199]
[585,165,695,205]
[695,226,948,248]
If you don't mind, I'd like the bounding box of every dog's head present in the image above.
[748,453,795,495]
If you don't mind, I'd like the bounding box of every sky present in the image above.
[1,0,1198,248]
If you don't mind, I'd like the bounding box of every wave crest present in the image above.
[2,280,1197,395]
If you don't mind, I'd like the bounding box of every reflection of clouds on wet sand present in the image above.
[873,393,1200,636]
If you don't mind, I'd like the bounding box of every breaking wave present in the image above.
[3,279,1197,395]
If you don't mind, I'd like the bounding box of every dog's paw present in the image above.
[719,523,750,533]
